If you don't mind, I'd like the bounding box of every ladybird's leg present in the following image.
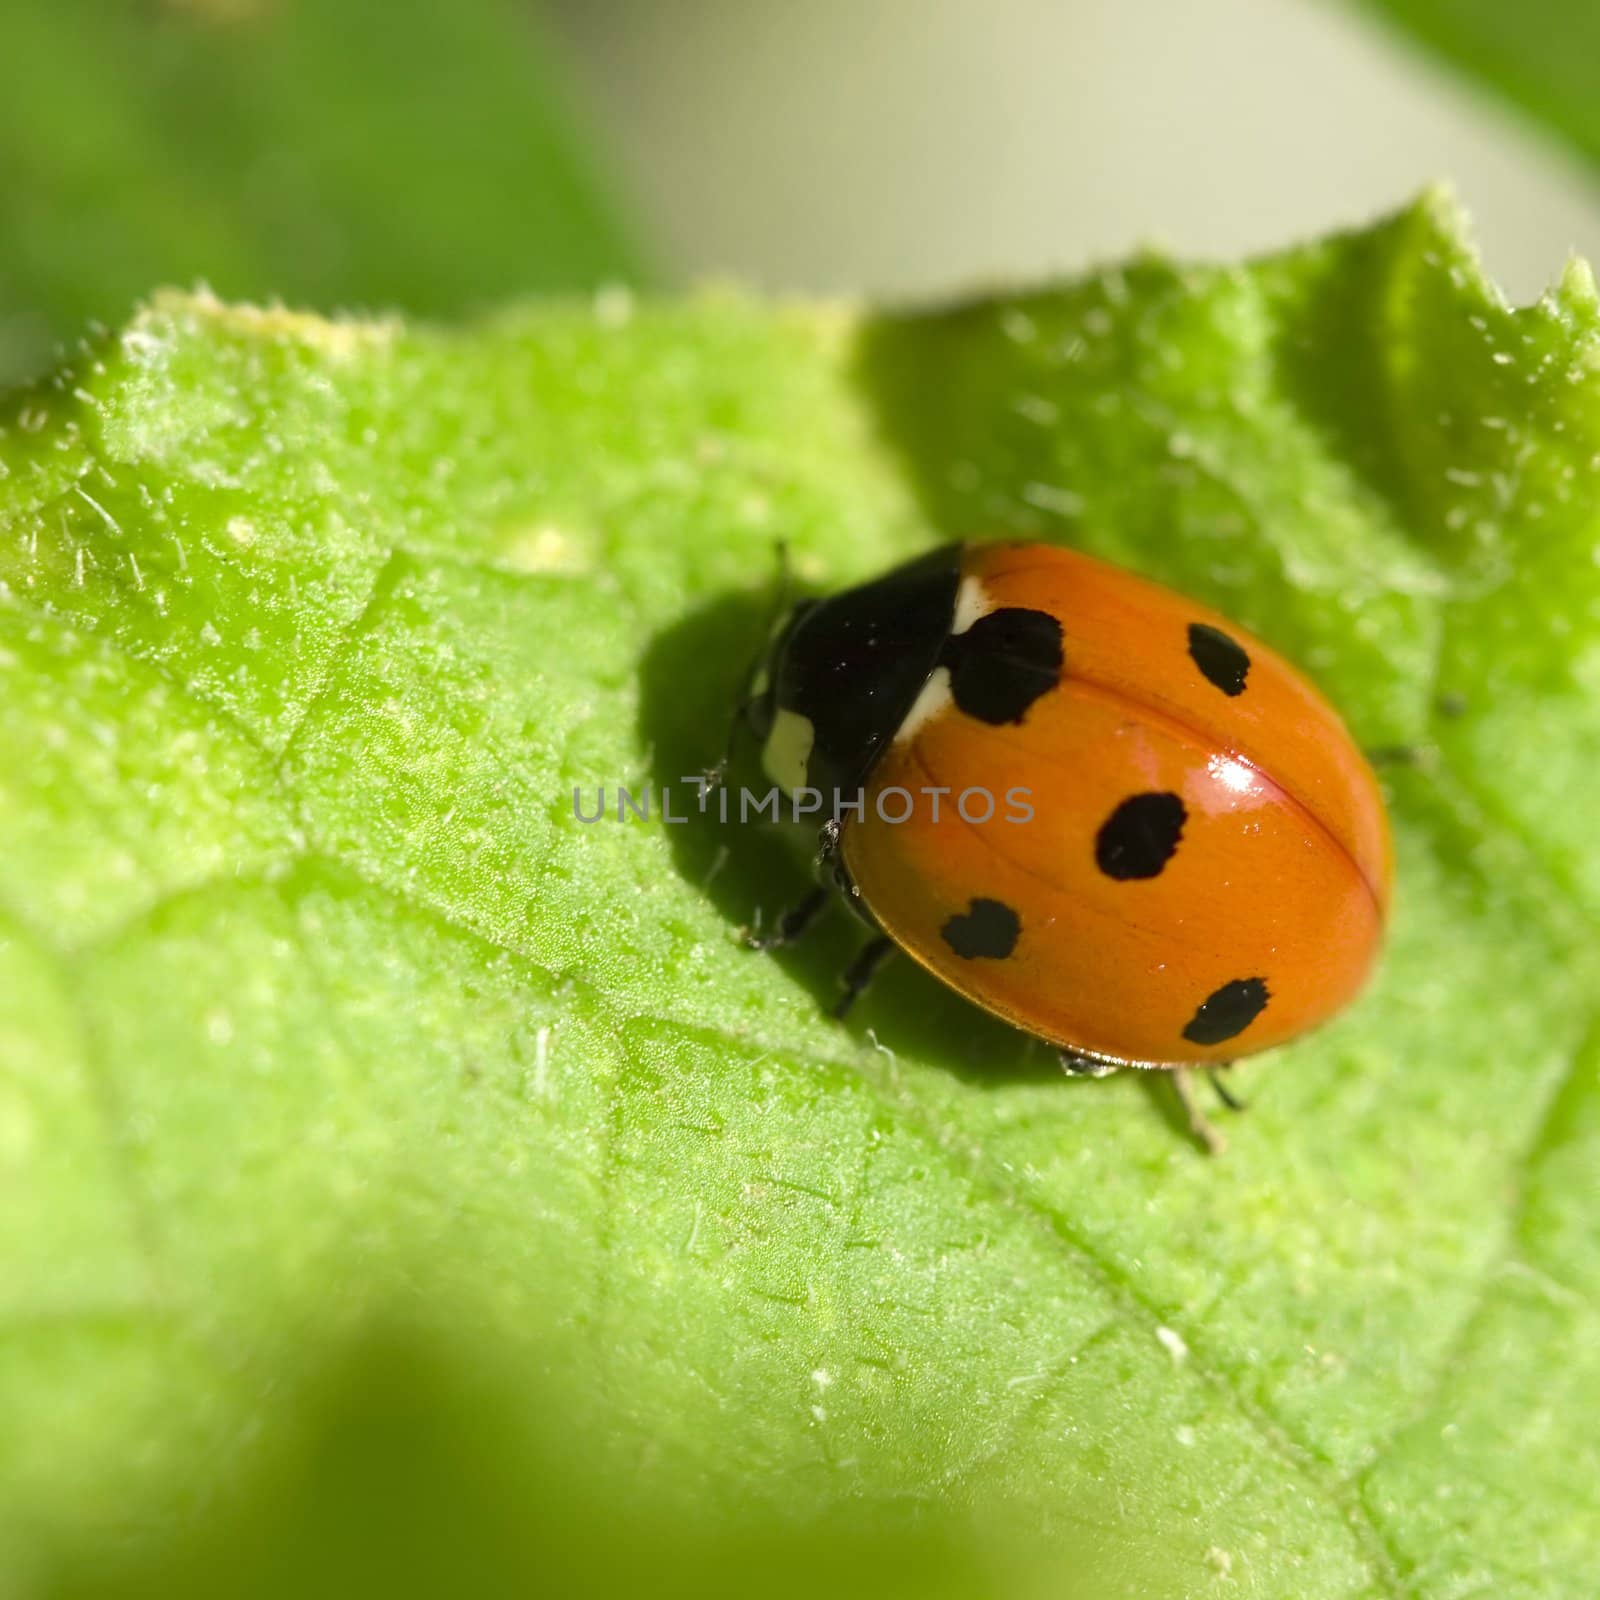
[741,885,830,952]
[702,691,762,792]
[1207,1065,1246,1113]
[816,818,886,936]
[1365,743,1433,770]
[704,548,798,789]
[741,819,852,952]
[1370,696,1466,766]
[1171,1069,1227,1157]
[814,816,842,870]
[831,936,896,1020]
[1058,1050,1118,1080]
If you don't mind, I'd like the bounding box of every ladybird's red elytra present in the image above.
[739,540,1393,1076]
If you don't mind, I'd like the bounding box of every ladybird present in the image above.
[734,541,1392,1145]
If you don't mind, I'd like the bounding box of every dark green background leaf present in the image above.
[2,194,1598,1596]
[0,0,642,386]
[36,1328,1047,1600]
[1350,0,1600,182]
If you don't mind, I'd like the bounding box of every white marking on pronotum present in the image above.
[951,571,994,635]
[891,572,994,746]
[761,706,815,792]
[892,664,951,745]
[1156,1325,1189,1364]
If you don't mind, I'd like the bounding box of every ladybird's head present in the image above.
[740,545,962,803]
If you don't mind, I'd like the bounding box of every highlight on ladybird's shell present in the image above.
[4,4,1598,1600]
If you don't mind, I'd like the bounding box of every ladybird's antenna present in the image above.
[701,708,742,793]
[773,538,795,613]
[703,541,799,792]
[703,689,748,793]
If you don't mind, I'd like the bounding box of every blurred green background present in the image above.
[3,1,1599,1595]
[6,0,1600,391]
[548,0,1600,301]
[0,0,642,385]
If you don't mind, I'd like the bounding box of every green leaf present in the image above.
[3,192,1599,1597]
[0,0,643,386]
[33,1326,1046,1600]
[1349,0,1600,176]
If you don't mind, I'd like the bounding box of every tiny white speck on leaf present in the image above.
[501,524,589,575]
[1012,394,1059,426]
[1021,482,1084,518]
[530,1026,553,1101]
[594,284,634,328]
[118,327,168,363]
[1156,1325,1189,1364]
[1000,308,1037,344]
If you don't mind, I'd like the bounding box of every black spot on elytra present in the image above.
[1095,792,1187,880]
[940,897,1021,960]
[1188,622,1250,697]
[942,607,1063,725]
[1182,977,1270,1046]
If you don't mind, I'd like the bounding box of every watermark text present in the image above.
[572,780,1035,826]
